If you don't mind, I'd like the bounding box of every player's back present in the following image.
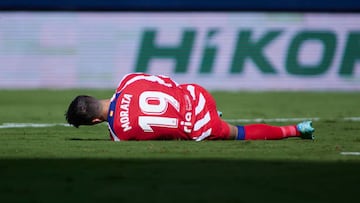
[108,73,194,141]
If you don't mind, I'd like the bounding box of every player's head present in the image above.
[65,95,102,128]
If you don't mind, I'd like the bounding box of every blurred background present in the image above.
[0,0,359,91]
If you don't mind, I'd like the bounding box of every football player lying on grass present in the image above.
[65,73,314,141]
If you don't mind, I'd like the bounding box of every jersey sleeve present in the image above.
[116,73,179,92]
[116,73,145,92]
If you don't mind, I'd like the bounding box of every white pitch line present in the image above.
[1,116,360,129]
[340,152,360,156]
[0,123,70,129]
[225,117,360,123]
[344,117,360,121]
[224,117,320,123]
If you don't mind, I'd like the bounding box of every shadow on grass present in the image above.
[0,159,358,203]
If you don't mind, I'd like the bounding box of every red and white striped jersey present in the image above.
[107,73,229,141]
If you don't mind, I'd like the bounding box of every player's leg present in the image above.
[186,84,232,141]
[227,121,315,140]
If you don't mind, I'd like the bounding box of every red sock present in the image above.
[243,124,301,140]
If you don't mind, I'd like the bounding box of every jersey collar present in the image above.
[107,92,122,141]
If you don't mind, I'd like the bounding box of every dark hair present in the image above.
[65,95,101,128]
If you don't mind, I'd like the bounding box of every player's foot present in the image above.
[297,121,315,140]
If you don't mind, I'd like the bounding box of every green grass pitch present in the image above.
[0,90,359,203]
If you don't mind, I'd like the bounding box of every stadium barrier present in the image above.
[0,12,359,90]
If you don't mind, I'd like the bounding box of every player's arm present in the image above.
[116,73,178,92]
[116,73,147,91]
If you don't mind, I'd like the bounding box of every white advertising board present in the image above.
[0,12,359,90]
